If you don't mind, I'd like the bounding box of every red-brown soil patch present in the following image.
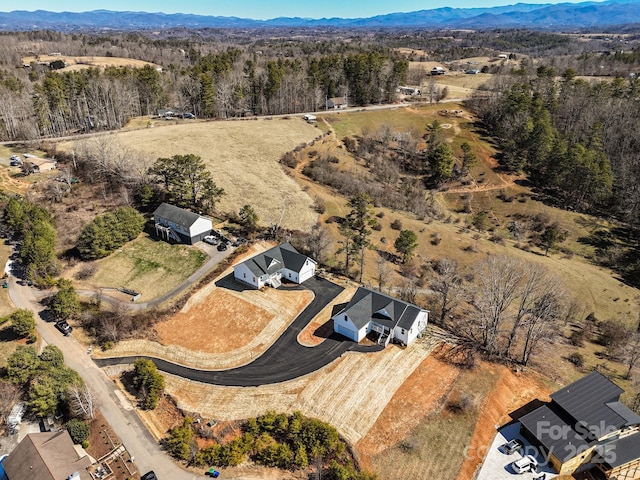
[355,346,461,470]
[454,366,551,480]
[155,289,272,353]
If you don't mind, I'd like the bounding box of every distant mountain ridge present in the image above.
[0,0,639,31]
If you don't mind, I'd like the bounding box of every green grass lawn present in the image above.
[88,234,207,301]
[327,103,452,140]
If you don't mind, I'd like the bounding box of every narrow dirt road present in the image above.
[7,276,202,480]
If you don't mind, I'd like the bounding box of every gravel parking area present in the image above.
[476,422,558,480]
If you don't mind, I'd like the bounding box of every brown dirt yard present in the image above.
[72,117,322,232]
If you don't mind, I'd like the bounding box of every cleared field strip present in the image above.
[162,336,441,444]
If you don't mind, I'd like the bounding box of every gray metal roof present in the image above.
[153,203,203,228]
[337,287,425,331]
[519,404,593,462]
[239,243,314,277]
[594,432,640,468]
[551,371,632,431]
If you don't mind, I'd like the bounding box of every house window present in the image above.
[253,277,256,282]
[243,273,246,278]
[401,329,405,335]
[288,273,291,278]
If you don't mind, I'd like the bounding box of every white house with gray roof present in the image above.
[332,287,428,346]
[233,243,316,289]
[153,203,212,244]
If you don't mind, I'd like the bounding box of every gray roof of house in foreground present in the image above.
[153,202,205,229]
[336,287,425,331]
[238,243,315,278]
[3,431,92,480]
[520,404,592,462]
[594,431,640,468]
[551,371,639,431]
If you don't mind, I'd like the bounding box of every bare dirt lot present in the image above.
[155,280,313,354]
[110,118,321,232]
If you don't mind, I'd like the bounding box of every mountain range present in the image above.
[1,0,639,31]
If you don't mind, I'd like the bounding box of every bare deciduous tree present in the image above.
[472,256,525,356]
[624,332,640,380]
[430,257,462,328]
[504,263,547,358]
[521,283,565,366]
[0,381,22,423]
[376,257,392,293]
[68,383,98,420]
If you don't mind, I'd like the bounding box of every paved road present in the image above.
[7,275,202,479]
[95,276,383,386]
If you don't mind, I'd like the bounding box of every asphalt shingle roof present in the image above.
[153,203,203,228]
[240,243,313,278]
[337,287,425,331]
[3,431,92,480]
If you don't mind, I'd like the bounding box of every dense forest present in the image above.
[0,29,639,140]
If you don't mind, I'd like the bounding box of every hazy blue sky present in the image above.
[2,0,601,20]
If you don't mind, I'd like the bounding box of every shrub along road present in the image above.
[95,276,383,386]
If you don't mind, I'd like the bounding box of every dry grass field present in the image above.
[162,333,442,445]
[94,118,321,232]
[22,54,158,72]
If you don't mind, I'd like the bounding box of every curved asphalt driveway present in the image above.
[95,276,382,386]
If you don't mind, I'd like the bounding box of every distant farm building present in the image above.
[21,156,57,174]
[326,97,348,109]
[431,66,446,75]
[397,86,421,96]
[153,203,212,245]
[332,287,428,347]
[303,114,317,123]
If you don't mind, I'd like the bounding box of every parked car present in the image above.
[183,112,196,119]
[10,155,22,166]
[217,242,228,251]
[502,438,523,455]
[54,321,72,336]
[141,472,158,480]
[512,454,538,474]
[203,235,218,245]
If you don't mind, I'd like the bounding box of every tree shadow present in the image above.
[0,325,20,342]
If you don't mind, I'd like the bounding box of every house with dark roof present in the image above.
[153,202,213,244]
[3,431,92,480]
[332,287,428,346]
[518,371,640,477]
[233,243,316,289]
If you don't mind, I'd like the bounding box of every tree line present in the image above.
[164,410,374,479]
[0,42,407,140]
